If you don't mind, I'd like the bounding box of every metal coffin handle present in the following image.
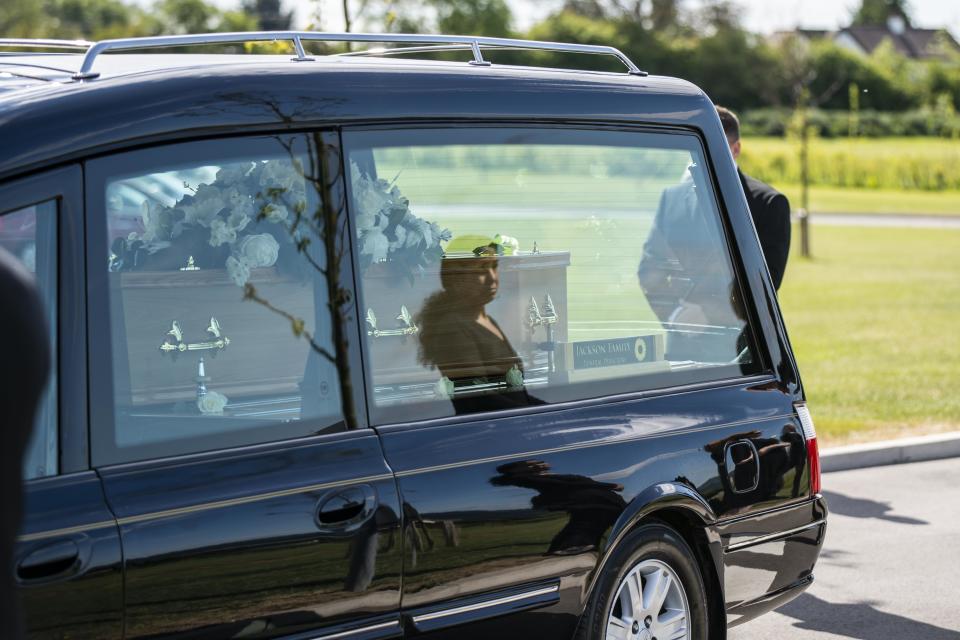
[365,306,419,339]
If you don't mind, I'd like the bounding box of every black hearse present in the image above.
[1,33,825,640]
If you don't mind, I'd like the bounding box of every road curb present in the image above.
[821,432,960,473]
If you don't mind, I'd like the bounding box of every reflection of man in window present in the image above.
[418,236,534,414]
[637,161,742,362]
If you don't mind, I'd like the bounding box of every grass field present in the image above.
[374,139,960,216]
[778,224,960,445]
[777,184,960,216]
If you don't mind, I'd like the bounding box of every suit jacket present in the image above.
[739,169,791,290]
[637,177,733,325]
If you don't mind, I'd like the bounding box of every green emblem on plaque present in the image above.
[570,336,655,370]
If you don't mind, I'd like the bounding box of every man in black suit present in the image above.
[0,246,51,640]
[717,105,792,290]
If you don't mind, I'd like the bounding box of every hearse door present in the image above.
[2,167,125,638]
[83,134,404,639]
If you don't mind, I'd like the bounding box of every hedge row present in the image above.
[741,108,960,139]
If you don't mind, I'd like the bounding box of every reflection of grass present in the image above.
[428,215,661,339]
[779,225,960,444]
[396,171,673,210]
[404,515,567,587]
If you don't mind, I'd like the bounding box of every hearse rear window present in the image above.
[344,127,761,423]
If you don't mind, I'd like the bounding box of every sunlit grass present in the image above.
[778,184,960,216]
[778,224,960,444]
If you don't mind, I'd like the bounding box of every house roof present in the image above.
[784,22,959,59]
[840,25,957,59]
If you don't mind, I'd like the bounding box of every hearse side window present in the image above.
[344,127,761,423]
[0,201,58,478]
[89,136,346,465]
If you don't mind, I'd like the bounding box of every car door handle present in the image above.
[16,540,81,583]
[724,439,760,494]
[315,484,378,533]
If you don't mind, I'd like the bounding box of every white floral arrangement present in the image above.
[115,159,306,287]
[351,161,451,281]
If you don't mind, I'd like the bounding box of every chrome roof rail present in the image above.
[69,31,647,80]
[0,38,93,51]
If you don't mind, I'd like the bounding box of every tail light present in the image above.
[795,403,820,495]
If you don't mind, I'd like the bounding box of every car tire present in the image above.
[577,522,709,640]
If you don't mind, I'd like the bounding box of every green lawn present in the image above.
[778,224,960,445]
[778,184,960,216]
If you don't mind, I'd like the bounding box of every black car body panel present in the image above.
[15,473,123,638]
[96,431,404,638]
[2,47,825,639]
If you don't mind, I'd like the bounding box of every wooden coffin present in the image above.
[110,267,330,412]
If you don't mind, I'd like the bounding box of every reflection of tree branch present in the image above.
[243,283,336,363]
[210,93,359,429]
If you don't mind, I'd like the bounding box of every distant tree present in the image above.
[431,0,513,37]
[241,0,293,31]
[561,0,609,20]
[527,10,625,71]
[44,0,153,39]
[648,0,680,31]
[689,0,741,35]
[155,0,256,35]
[851,0,911,26]
[0,0,48,37]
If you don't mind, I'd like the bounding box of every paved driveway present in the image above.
[730,457,960,639]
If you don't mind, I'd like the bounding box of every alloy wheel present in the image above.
[605,558,690,640]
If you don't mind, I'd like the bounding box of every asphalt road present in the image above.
[730,457,960,639]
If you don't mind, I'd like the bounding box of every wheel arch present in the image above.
[579,482,727,640]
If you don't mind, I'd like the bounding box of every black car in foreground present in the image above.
[1,32,825,640]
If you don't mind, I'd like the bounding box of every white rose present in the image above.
[226,255,250,287]
[216,164,249,187]
[389,225,407,250]
[187,184,223,226]
[355,210,377,233]
[224,188,254,226]
[197,390,228,415]
[263,203,289,224]
[506,365,524,389]
[259,160,297,192]
[418,219,434,247]
[357,187,389,219]
[434,376,454,399]
[238,233,279,268]
[361,230,389,263]
[140,201,158,242]
[209,219,237,247]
